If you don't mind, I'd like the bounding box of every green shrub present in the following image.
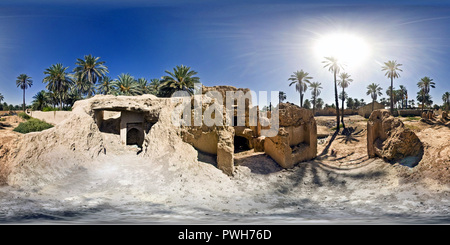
[13,118,53,134]
[42,107,58,112]
[18,112,31,120]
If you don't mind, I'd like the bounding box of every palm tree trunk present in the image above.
[372,98,375,112]
[59,93,63,111]
[390,77,394,115]
[421,91,425,114]
[299,91,303,107]
[298,91,300,107]
[313,97,316,115]
[23,88,26,112]
[341,87,345,129]
[334,70,340,131]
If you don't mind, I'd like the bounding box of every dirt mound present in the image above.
[402,123,450,184]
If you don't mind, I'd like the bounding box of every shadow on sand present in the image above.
[0,122,11,130]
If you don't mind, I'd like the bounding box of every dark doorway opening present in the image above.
[234,135,250,153]
[127,127,144,148]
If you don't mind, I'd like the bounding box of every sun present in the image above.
[314,33,371,68]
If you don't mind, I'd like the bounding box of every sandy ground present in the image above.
[0,114,449,224]
[0,114,24,147]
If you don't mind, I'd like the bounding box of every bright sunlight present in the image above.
[314,33,371,68]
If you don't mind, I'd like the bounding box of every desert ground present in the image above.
[0,113,449,224]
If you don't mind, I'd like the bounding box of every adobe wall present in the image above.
[27,111,72,125]
[358,102,385,118]
[397,109,422,117]
[264,103,317,169]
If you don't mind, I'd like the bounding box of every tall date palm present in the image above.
[381,60,402,115]
[338,72,353,128]
[323,56,343,131]
[309,81,322,115]
[16,74,33,111]
[73,54,109,97]
[43,63,73,110]
[366,83,383,112]
[417,76,435,114]
[288,70,312,108]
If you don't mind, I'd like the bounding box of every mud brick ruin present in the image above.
[367,109,423,164]
[88,85,319,176]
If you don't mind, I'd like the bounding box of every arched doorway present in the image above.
[234,135,250,153]
[127,127,144,147]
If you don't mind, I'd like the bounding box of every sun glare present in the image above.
[314,33,371,68]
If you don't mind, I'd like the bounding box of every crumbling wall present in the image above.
[264,103,317,168]
[179,91,236,175]
[367,109,423,162]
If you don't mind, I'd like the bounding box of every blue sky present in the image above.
[1,0,450,107]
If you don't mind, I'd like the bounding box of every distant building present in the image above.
[358,102,385,118]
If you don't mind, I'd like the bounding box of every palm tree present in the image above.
[338,72,353,128]
[43,63,73,110]
[149,78,161,96]
[278,91,286,105]
[417,76,435,114]
[316,98,324,110]
[96,76,114,95]
[0,93,4,104]
[442,92,450,112]
[322,56,343,131]
[113,73,140,96]
[45,91,59,109]
[408,99,415,109]
[137,78,149,95]
[303,99,311,109]
[159,65,200,97]
[31,90,49,110]
[73,54,109,97]
[288,70,312,107]
[71,72,92,98]
[64,85,82,107]
[381,60,402,115]
[16,74,33,111]
[309,81,323,115]
[386,86,402,109]
[366,83,383,112]
[399,85,408,109]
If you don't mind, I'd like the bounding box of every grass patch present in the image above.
[13,118,53,134]
[331,124,344,131]
[405,124,421,132]
[404,116,420,121]
[17,112,31,120]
